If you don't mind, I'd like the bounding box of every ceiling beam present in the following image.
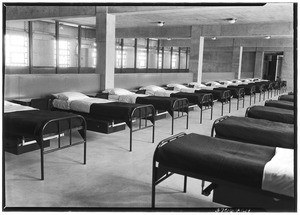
[5,6,96,20]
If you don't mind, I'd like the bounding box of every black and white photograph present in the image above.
[2,1,296,212]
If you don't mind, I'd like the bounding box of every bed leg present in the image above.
[38,138,44,180]
[200,107,202,124]
[250,94,252,106]
[151,163,156,208]
[237,97,239,110]
[211,105,213,120]
[221,102,224,116]
[243,96,245,108]
[130,127,132,152]
[171,115,174,135]
[186,112,189,129]
[183,175,187,193]
[229,100,231,113]
[152,121,155,143]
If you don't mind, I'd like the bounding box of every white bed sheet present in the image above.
[262,147,294,197]
[4,101,37,113]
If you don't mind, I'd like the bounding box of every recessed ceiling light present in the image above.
[264,36,271,39]
[157,21,165,27]
[227,18,237,24]
[211,37,217,40]
[167,38,171,41]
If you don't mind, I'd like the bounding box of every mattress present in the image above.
[155,133,275,189]
[136,96,188,115]
[265,100,294,110]
[214,116,294,149]
[170,92,212,106]
[279,95,294,102]
[195,89,230,101]
[247,106,294,124]
[4,110,83,138]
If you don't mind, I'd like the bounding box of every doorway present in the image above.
[263,52,283,81]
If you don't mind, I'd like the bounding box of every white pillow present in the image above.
[107,88,134,95]
[52,92,89,101]
[206,81,221,86]
[140,85,165,92]
[52,99,71,110]
[189,82,206,88]
[167,83,188,91]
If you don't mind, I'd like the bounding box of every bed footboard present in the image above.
[220,90,231,116]
[38,114,87,180]
[236,88,245,110]
[211,115,230,137]
[199,93,214,124]
[171,98,189,134]
[129,104,155,152]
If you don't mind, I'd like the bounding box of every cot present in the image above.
[106,88,189,134]
[194,88,231,116]
[217,86,245,110]
[246,105,294,124]
[278,94,294,102]
[152,133,294,211]
[4,101,87,180]
[51,92,155,152]
[211,116,294,149]
[265,100,294,110]
[137,85,214,124]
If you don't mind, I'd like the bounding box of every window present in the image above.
[32,21,56,67]
[59,24,78,68]
[172,47,179,69]
[148,39,158,69]
[123,38,135,68]
[115,38,122,68]
[5,21,29,67]
[55,40,71,67]
[136,38,147,69]
[163,47,171,69]
[158,47,163,69]
[180,47,187,69]
[81,27,96,68]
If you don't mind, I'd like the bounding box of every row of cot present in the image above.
[3,80,290,180]
[152,93,294,211]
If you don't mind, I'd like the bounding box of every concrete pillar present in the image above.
[232,46,243,79]
[189,26,204,83]
[254,48,264,78]
[96,6,115,90]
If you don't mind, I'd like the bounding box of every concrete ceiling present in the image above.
[56,3,293,28]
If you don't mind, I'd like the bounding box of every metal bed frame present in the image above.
[36,114,86,180]
[219,90,231,116]
[169,98,189,135]
[151,132,294,210]
[210,115,230,137]
[127,105,156,151]
[197,93,214,124]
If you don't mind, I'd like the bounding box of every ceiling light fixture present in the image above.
[211,37,217,40]
[157,21,165,27]
[227,18,237,24]
[167,38,171,41]
[264,36,271,39]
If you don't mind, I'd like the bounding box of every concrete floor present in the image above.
[4,93,279,210]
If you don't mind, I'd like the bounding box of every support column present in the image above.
[232,46,243,79]
[254,48,264,78]
[189,26,204,83]
[96,7,115,91]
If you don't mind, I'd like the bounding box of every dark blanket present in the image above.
[279,95,294,102]
[170,92,212,107]
[155,133,275,188]
[237,84,255,95]
[4,110,83,138]
[218,86,244,98]
[247,106,294,124]
[195,89,230,101]
[214,116,294,149]
[90,102,152,123]
[136,96,188,115]
[265,100,294,110]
